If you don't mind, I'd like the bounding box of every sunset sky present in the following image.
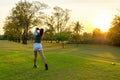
[0,0,120,34]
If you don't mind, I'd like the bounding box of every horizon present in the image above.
[0,0,120,35]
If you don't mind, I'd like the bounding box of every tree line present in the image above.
[2,1,120,46]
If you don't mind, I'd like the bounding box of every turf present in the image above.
[0,40,120,80]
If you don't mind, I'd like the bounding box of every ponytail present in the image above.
[40,28,44,37]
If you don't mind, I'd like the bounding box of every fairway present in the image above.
[0,40,120,80]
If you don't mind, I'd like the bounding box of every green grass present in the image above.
[0,40,120,80]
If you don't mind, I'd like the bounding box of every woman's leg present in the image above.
[38,50,47,64]
[34,51,37,67]
[39,50,48,70]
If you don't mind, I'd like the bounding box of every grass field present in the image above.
[0,40,120,80]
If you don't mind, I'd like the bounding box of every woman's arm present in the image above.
[40,29,44,39]
[34,28,39,36]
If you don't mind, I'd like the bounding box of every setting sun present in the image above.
[92,14,112,32]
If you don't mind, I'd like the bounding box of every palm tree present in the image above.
[73,21,83,34]
[73,21,84,45]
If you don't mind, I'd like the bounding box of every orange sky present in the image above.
[0,0,120,34]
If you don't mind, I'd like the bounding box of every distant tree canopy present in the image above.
[107,15,120,46]
[44,6,71,43]
[82,32,92,44]
[3,0,120,47]
[92,28,107,44]
[3,1,48,44]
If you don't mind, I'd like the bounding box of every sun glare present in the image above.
[92,15,111,32]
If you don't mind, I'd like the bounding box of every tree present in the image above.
[53,6,70,33]
[0,35,7,40]
[28,31,34,40]
[17,1,48,44]
[45,15,55,43]
[92,28,105,44]
[44,6,70,44]
[107,15,120,46]
[82,32,93,44]
[72,21,84,44]
[54,32,71,48]
[3,1,48,44]
[3,17,22,42]
[73,21,83,34]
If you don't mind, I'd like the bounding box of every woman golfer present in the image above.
[33,28,48,70]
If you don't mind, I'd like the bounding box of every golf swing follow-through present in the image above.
[33,28,48,70]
